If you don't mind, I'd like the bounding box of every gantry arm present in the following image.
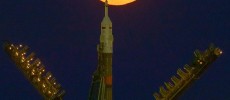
[153,44,222,100]
[3,42,65,100]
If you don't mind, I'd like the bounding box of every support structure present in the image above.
[3,42,65,100]
[153,44,222,100]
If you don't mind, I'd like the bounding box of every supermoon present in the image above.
[101,0,136,6]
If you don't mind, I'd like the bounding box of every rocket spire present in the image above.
[105,0,108,17]
[88,0,113,99]
[100,0,113,53]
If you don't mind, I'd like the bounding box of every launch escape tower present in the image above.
[3,42,65,100]
[89,0,113,100]
[153,44,222,100]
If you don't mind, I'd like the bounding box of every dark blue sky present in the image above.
[0,0,229,99]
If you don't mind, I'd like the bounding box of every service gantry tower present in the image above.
[3,42,65,100]
[153,44,222,100]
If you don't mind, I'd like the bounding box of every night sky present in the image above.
[0,0,229,100]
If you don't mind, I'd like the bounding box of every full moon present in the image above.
[100,0,136,6]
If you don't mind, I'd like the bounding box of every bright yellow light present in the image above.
[43,84,46,88]
[21,57,25,62]
[9,47,12,50]
[38,78,41,82]
[100,0,136,6]
[220,51,223,54]
[15,52,18,56]
[197,60,203,64]
[47,75,52,80]
[37,62,41,66]
[214,48,223,56]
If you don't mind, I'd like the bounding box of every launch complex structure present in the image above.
[4,42,65,99]
[153,44,222,100]
[3,0,223,100]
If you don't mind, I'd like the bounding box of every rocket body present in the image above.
[98,0,113,99]
[88,1,113,100]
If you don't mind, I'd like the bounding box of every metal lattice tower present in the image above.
[153,44,222,100]
[3,42,65,100]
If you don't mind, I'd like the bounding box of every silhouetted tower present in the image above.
[3,42,65,100]
[153,44,222,100]
[89,0,113,100]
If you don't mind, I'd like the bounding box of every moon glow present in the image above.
[100,0,136,6]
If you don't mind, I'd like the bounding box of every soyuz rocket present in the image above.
[89,0,113,100]
[99,0,113,90]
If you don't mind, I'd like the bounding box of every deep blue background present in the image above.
[0,0,229,99]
